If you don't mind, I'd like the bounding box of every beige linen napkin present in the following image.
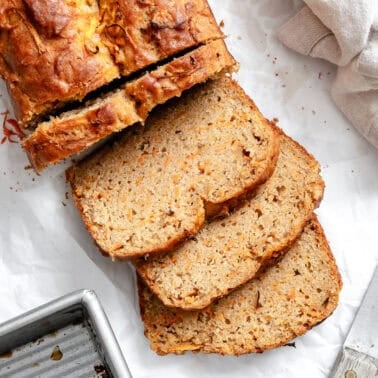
[278,1,378,148]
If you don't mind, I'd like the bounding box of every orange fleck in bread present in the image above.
[22,40,236,172]
[138,216,342,355]
[66,76,280,259]
[135,130,324,309]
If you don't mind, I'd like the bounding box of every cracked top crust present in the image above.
[98,0,221,75]
[0,0,119,125]
[0,0,221,126]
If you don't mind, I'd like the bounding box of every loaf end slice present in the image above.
[135,130,324,309]
[138,216,342,355]
[66,76,280,259]
[22,40,236,172]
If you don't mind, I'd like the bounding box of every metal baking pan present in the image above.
[0,289,131,377]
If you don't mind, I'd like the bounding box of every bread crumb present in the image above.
[285,342,296,348]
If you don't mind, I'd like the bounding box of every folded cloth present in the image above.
[278,1,378,148]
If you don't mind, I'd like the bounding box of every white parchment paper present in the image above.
[0,1,377,377]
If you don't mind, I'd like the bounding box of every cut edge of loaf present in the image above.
[138,215,342,356]
[134,128,324,310]
[66,76,280,259]
[23,39,237,172]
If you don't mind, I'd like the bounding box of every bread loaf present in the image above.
[0,0,221,126]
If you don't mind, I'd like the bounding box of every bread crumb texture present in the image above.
[135,130,324,309]
[67,76,280,258]
[138,216,342,355]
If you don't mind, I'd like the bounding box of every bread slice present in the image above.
[66,76,280,259]
[0,0,221,126]
[138,216,342,355]
[22,40,236,172]
[135,131,324,310]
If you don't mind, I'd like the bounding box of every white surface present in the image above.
[0,1,377,377]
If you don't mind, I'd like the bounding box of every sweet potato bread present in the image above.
[0,0,222,126]
[135,131,325,310]
[67,76,280,259]
[23,40,236,172]
[138,216,342,355]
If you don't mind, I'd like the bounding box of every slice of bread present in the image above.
[135,131,324,310]
[138,216,342,355]
[66,76,280,259]
[23,40,236,172]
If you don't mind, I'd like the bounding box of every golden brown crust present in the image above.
[126,40,236,120]
[23,40,236,172]
[23,93,141,172]
[0,0,222,126]
[0,0,119,126]
[138,216,342,355]
[98,0,222,75]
